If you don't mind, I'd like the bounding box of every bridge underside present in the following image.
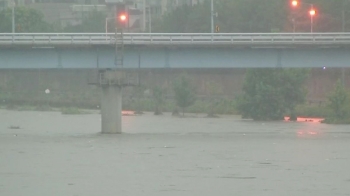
[0,46,349,69]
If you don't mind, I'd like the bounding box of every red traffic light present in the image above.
[291,0,298,7]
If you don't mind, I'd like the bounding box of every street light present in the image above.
[105,17,114,34]
[119,13,127,22]
[309,9,316,16]
[291,0,316,33]
[211,0,214,33]
[148,6,152,33]
[10,0,15,33]
[309,5,316,33]
[210,0,218,33]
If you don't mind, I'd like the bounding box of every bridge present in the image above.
[1,33,350,69]
[1,32,349,134]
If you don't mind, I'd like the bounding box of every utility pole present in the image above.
[148,6,152,33]
[342,0,346,86]
[211,0,214,33]
[342,0,347,32]
[143,0,146,32]
[342,10,345,32]
[11,1,15,33]
[310,4,314,33]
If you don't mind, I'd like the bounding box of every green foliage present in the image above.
[130,86,146,114]
[322,118,350,124]
[295,104,332,118]
[173,74,196,116]
[236,68,309,121]
[64,10,106,33]
[205,80,223,117]
[152,86,165,115]
[323,80,350,123]
[186,98,236,115]
[0,6,53,32]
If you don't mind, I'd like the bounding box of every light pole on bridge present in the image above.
[10,0,15,33]
[210,0,218,33]
[291,0,316,33]
[105,17,114,34]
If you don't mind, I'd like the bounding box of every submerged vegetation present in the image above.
[0,68,349,123]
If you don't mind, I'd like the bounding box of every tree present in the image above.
[327,80,350,121]
[0,7,53,33]
[152,86,165,115]
[236,68,309,121]
[131,86,145,115]
[64,10,106,33]
[173,74,196,116]
[206,80,222,117]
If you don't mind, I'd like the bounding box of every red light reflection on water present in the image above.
[122,110,135,116]
[297,130,318,136]
[284,116,324,123]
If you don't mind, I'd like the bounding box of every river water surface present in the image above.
[1,110,350,196]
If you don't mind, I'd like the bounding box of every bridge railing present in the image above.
[1,33,350,45]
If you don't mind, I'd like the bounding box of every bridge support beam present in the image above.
[101,85,122,134]
[96,69,136,134]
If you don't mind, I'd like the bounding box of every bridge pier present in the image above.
[101,85,122,134]
[93,69,135,134]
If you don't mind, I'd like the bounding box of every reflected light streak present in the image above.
[297,130,319,137]
[284,116,324,123]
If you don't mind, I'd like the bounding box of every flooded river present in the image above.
[1,110,350,196]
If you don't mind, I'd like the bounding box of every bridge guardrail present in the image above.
[1,33,350,46]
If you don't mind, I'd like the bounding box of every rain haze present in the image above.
[1,0,350,195]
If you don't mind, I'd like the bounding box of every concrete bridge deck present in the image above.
[1,33,350,48]
[1,33,350,69]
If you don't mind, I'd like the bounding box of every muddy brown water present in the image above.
[1,110,350,196]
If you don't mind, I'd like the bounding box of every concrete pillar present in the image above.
[101,85,122,134]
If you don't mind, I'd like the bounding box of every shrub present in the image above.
[173,74,196,116]
[236,68,309,121]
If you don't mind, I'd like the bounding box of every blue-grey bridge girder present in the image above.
[1,33,350,69]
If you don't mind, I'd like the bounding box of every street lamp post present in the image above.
[291,0,316,33]
[11,0,15,33]
[105,17,114,34]
[211,0,214,33]
[309,4,315,33]
[143,0,146,32]
[342,0,347,86]
[210,0,218,33]
[292,18,296,33]
[148,6,152,33]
